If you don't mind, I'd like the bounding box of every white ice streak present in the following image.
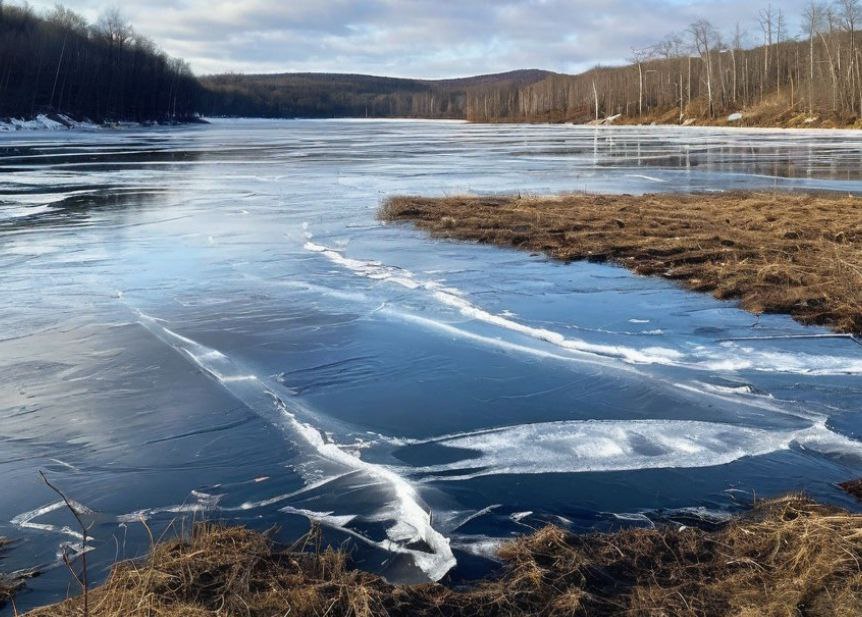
[304,241,682,366]
[669,380,815,423]
[402,419,862,480]
[611,512,655,526]
[626,174,667,183]
[282,409,455,580]
[0,204,56,221]
[280,506,357,528]
[305,242,862,376]
[11,499,95,541]
[231,472,357,511]
[134,312,456,581]
[451,536,506,560]
[447,504,501,532]
[695,341,862,376]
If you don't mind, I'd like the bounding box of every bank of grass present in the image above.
[380,191,862,335]
[23,496,862,616]
[607,94,862,129]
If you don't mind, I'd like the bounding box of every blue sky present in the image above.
[25,0,810,77]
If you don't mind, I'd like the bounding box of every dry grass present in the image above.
[25,524,394,617]
[23,496,862,617]
[0,537,16,609]
[579,92,859,128]
[0,537,33,611]
[380,192,862,334]
[494,495,862,617]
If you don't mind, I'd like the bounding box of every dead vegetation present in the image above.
[381,191,862,334]
[0,538,14,607]
[840,478,862,501]
[0,537,29,612]
[22,495,862,616]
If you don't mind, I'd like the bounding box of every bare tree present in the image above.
[731,23,745,102]
[838,0,860,47]
[690,20,718,116]
[631,46,654,117]
[760,3,776,96]
[836,0,862,112]
[804,2,826,113]
[97,7,133,48]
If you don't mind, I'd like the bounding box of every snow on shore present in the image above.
[0,114,99,132]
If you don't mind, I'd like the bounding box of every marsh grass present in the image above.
[380,192,862,334]
[24,496,862,616]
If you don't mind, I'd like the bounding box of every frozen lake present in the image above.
[1,119,861,611]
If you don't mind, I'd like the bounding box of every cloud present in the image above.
[24,0,812,77]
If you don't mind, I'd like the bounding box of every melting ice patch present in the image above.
[398,419,862,480]
[304,242,862,376]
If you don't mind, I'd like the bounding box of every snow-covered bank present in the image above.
[0,114,208,133]
[0,114,100,132]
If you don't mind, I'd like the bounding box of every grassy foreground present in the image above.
[381,192,862,334]
[20,496,862,616]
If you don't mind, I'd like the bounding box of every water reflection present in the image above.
[0,121,861,612]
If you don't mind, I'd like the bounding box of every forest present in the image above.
[4,1,862,127]
[0,2,200,123]
[463,1,862,126]
[199,70,552,119]
[202,1,862,128]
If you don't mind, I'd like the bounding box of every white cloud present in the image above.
[24,0,811,77]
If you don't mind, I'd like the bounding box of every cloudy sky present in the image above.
[27,0,811,77]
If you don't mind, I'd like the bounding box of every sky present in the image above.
[25,0,812,78]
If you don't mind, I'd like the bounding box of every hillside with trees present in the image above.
[0,2,200,123]
[202,1,862,128]
[464,1,862,127]
[199,70,554,119]
[4,1,862,128]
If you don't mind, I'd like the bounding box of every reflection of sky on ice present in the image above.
[1,120,861,611]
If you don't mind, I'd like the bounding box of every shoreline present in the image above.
[380,191,862,336]
[4,114,861,133]
[14,494,862,616]
[200,116,862,131]
[0,114,207,133]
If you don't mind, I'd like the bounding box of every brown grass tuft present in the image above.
[380,192,862,334]
[22,496,862,616]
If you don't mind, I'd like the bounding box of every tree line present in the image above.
[0,2,200,122]
[199,70,551,119]
[203,1,862,126]
[466,1,862,124]
[5,1,862,126]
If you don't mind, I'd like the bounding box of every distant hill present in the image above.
[201,16,862,128]
[199,70,555,119]
[420,69,557,88]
